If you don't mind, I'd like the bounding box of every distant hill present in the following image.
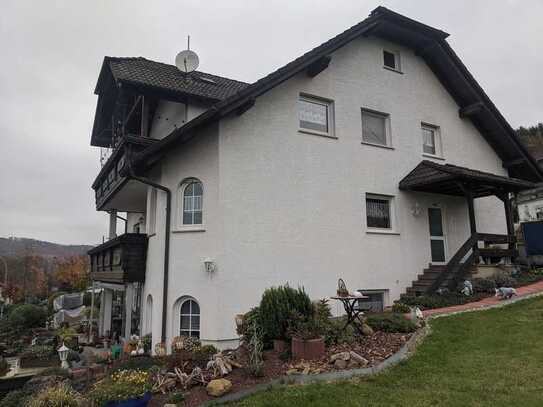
[0,237,92,258]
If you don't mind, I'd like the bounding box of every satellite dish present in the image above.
[175,49,199,73]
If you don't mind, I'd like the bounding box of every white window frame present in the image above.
[361,108,392,148]
[383,49,402,73]
[365,193,398,234]
[175,178,205,232]
[177,297,200,339]
[421,122,443,159]
[148,188,157,236]
[298,94,335,139]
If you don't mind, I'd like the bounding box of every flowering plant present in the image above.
[87,369,152,405]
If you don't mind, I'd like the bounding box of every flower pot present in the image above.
[273,339,288,353]
[105,392,152,407]
[291,337,325,360]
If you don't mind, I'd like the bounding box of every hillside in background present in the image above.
[517,122,543,160]
[0,236,92,258]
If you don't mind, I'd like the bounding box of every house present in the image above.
[87,7,543,350]
[516,150,543,222]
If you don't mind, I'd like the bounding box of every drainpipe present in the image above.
[125,149,171,344]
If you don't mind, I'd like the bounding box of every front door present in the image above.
[428,207,447,264]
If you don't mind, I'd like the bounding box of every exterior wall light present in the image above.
[411,202,422,217]
[203,258,216,273]
[58,342,70,369]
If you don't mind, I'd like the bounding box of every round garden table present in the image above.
[331,295,369,336]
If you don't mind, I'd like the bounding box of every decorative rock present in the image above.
[286,368,300,375]
[361,323,374,336]
[349,351,369,366]
[206,378,232,397]
[334,359,347,369]
[330,351,350,362]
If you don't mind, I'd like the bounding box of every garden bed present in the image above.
[148,330,412,407]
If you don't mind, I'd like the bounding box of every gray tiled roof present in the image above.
[106,57,249,101]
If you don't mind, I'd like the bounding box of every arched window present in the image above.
[179,298,200,338]
[181,179,203,225]
[145,295,153,335]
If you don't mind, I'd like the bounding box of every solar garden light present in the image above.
[58,342,70,369]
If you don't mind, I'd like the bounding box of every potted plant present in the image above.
[288,312,325,360]
[88,369,152,407]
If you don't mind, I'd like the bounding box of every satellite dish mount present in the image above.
[175,35,199,74]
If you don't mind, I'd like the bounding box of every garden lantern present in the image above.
[203,257,216,273]
[58,342,70,369]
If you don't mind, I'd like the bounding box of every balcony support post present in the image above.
[108,210,117,240]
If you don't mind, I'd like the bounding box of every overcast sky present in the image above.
[0,0,541,245]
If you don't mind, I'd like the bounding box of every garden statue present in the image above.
[495,287,517,299]
[461,280,473,296]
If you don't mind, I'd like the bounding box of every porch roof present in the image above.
[399,160,535,197]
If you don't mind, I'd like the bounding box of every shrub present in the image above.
[192,345,218,362]
[1,389,32,407]
[27,383,86,407]
[392,303,411,313]
[88,369,152,406]
[401,292,488,310]
[471,278,496,294]
[493,271,516,288]
[259,285,313,341]
[366,313,416,333]
[8,304,47,331]
[324,317,356,346]
[110,356,164,373]
[167,391,185,404]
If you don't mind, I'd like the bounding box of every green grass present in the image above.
[228,297,543,407]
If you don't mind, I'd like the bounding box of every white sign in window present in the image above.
[298,96,332,136]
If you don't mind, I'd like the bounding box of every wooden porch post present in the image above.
[498,192,515,249]
[465,187,479,263]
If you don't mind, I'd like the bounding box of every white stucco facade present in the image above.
[137,35,510,350]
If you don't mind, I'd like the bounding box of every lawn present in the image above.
[227,297,543,407]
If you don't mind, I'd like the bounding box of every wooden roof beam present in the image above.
[459,101,485,118]
[306,56,332,78]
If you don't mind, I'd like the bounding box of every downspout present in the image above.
[125,148,171,343]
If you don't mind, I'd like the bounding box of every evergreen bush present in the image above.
[259,285,313,341]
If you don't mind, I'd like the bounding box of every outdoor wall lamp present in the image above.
[411,202,422,217]
[203,258,216,273]
[58,342,70,369]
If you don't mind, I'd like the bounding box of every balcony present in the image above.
[88,233,148,284]
[92,135,156,211]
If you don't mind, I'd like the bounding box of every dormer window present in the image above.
[383,50,401,72]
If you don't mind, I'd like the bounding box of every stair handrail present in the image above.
[429,233,478,293]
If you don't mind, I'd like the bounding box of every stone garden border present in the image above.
[200,325,430,407]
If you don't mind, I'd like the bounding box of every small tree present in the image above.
[259,285,313,342]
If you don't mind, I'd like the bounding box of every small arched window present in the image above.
[179,298,200,338]
[181,179,203,225]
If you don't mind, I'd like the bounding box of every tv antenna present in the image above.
[175,36,199,74]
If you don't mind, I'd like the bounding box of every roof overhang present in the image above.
[399,160,535,197]
[132,6,543,183]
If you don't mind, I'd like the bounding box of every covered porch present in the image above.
[399,160,535,295]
